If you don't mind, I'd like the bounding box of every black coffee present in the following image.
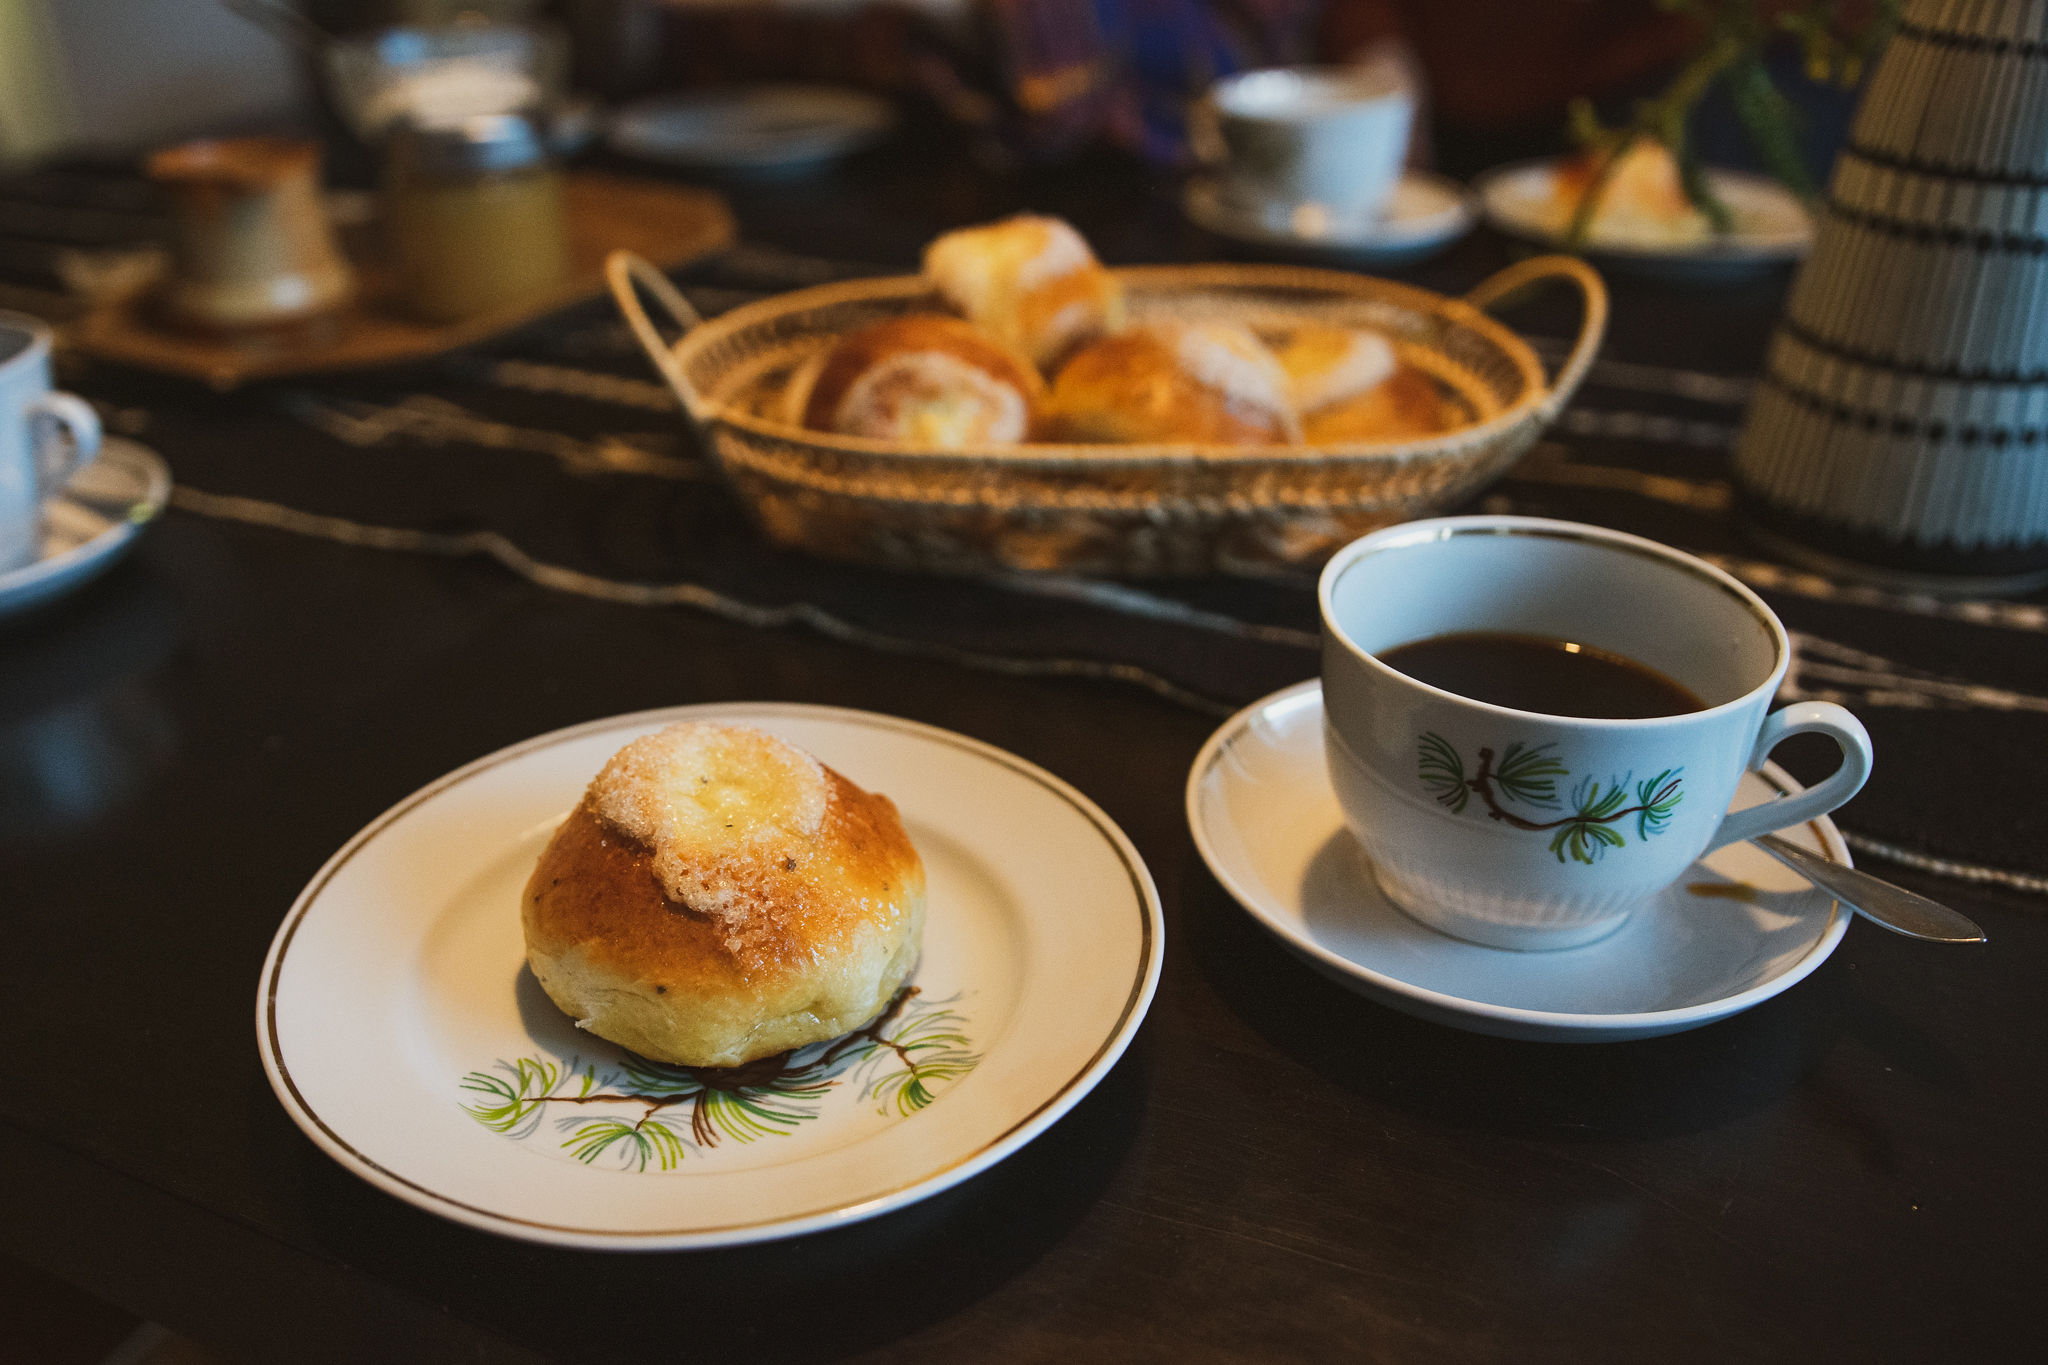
[1376,631,1706,719]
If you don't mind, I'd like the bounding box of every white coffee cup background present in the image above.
[1203,66,1415,222]
[1,311,102,573]
[1319,516,1874,951]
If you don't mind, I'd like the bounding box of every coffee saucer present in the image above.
[0,437,170,620]
[1185,681,1851,1043]
[1183,172,1474,266]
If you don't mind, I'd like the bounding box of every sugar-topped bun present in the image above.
[522,722,925,1067]
[924,214,1125,370]
[1046,321,1300,445]
[787,314,1042,447]
[1268,323,1397,414]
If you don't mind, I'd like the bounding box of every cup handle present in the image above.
[1702,702,1873,854]
[26,391,102,494]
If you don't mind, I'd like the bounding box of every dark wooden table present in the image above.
[3,138,2044,1364]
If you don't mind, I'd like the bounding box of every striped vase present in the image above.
[1733,0,2048,589]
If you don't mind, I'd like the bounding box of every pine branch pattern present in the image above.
[459,987,980,1171]
[851,999,978,1116]
[1416,732,1685,865]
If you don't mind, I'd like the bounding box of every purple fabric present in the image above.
[988,0,1319,162]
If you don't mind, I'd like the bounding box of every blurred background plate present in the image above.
[1476,158,1813,283]
[606,85,896,176]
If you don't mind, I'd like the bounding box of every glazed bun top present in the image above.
[923,214,1125,370]
[1267,323,1398,414]
[1046,321,1301,446]
[926,214,1097,300]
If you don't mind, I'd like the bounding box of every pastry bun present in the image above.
[1046,321,1300,445]
[1302,367,1455,444]
[1268,323,1398,414]
[1551,141,1709,245]
[924,214,1125,370]
[523,722,925,1067]
[786,313,1043,447]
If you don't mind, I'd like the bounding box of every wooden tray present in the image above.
[71,173,734,389]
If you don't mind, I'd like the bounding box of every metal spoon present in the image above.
[1754,834,1987,943]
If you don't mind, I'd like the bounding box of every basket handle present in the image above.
[1464,255,1608,420]
[605,249,711,422]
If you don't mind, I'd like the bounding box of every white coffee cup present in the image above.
[1319,516,1874,951]
[1204,66,1414,221]
[1,311,102,574]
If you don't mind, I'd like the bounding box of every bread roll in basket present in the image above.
[607,253,1605,575]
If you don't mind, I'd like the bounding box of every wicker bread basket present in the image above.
[608,252,1606,575]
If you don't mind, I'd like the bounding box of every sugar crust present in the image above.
[588,722,830,953]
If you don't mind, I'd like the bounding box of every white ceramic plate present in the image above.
[1186,682,1850,1043]
[258,704,1162,1250]
[0,437,169,620]
[1184,170,1475,266]
[606,85,895,173]
[1475,158,1813,281]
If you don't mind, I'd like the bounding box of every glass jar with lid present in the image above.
[383,111,568,323]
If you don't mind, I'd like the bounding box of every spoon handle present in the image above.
[1755,835,1988,944]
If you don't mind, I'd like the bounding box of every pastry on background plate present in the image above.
[783,313,1043,447]
[1045,321,1300,445]
[923,214,1125,371]
[1549,140,1710,246]
[522,721,925,1067]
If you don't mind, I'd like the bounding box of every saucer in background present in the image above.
[0,437,170,620]
[1186,681,1851,1043]
[606,86,895,176]
[1184,171,1474,267]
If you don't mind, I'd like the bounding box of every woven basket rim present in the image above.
[667,263,1556,464]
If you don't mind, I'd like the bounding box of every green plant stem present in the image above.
[1566,35,1741,247]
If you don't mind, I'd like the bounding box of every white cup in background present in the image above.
[1205,66,1415,221]
[0,311,102,574]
